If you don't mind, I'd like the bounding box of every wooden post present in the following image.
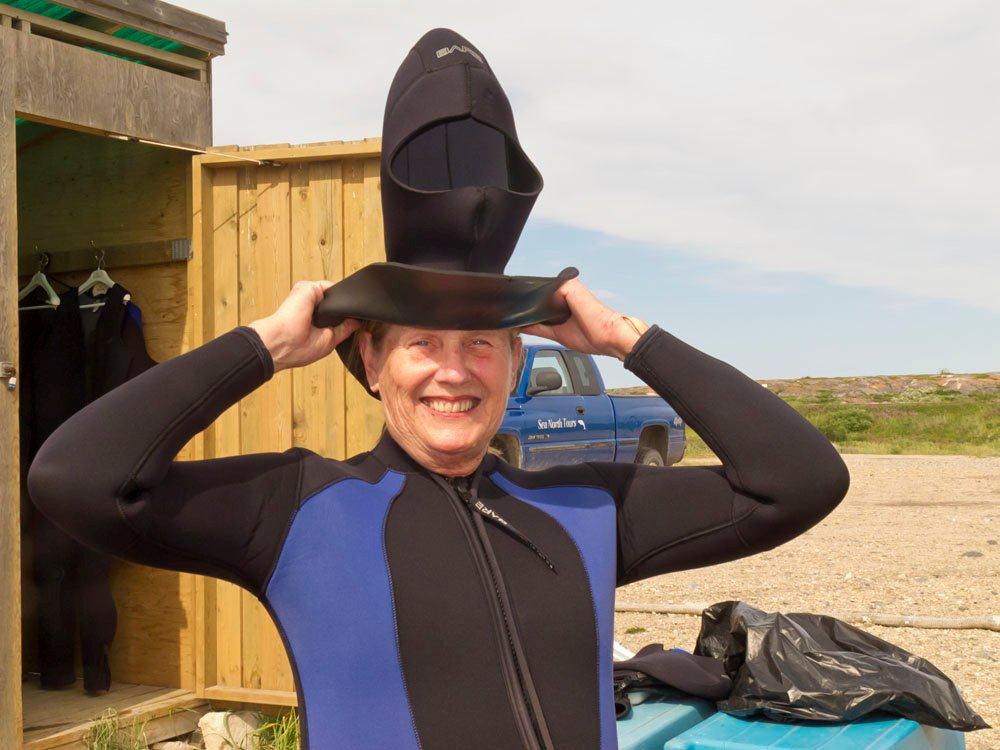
[0,26,24,749]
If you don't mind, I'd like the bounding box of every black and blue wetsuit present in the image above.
[26,323,850,749]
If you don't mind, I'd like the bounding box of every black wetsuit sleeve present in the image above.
[26,325,302,598]
[587,324,851,586]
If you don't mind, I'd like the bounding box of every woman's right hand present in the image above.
[249,280,361,372]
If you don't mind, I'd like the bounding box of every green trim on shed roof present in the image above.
[1,0,201,57]
[1,0,77,21]
[112,26,183,52]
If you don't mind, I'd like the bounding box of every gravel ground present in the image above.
[613,454,999,749]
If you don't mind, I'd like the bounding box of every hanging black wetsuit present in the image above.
[26,322,849,749]
[19,282,155,693]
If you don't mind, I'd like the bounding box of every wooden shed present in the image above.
[1,2,385,746]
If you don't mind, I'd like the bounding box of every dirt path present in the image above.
[614,454,999,748]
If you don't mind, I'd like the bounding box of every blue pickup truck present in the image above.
[489,344,685,470]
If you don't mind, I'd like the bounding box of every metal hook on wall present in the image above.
[90,240,106,270]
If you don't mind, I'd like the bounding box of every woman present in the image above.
[28,274,849,749]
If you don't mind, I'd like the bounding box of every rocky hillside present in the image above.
[610,372,1000,403]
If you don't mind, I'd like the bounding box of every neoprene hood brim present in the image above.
[311,28,572,398]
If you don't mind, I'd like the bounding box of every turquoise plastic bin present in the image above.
[615,691,717,750]
[664,711,966,750]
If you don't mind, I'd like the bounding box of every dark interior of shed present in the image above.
[16,117,206,747]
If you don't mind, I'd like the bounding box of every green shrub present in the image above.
[84,708,147,750]
[815,407,875,442]
[254,709,301,750]
[930,387,959,399]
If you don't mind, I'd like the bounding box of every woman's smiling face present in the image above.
[358,325,522,475]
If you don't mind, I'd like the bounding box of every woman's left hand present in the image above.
[521,278,650,361]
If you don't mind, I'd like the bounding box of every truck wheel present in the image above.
[635,447,664,467]
[488,440,519,467]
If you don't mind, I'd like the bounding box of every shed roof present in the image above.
[4,0,226,132]
[0,0,226,58]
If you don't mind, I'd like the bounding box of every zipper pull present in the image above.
[444,474,557,573]
[468,486,557,574]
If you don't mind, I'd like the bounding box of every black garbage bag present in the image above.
[694,601,989,731]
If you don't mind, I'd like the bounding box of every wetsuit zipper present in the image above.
[432,475,554,750]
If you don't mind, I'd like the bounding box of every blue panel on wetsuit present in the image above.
[615,692,716,750]
[665,711,966,749]
[265,470,420,749]
[489,472,618,750]
[126,301,142,328]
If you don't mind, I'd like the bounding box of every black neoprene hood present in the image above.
[311,28,578,397]
[380,27,543,272]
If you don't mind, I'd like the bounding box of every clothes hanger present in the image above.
[77,244,116,309]
[77,244,131,310]
[18,251,62,311]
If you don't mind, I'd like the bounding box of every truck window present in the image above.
[512,347,526,394]
[530,351,575,396]
[563,351,602,396]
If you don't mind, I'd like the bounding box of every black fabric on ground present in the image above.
[614,644,731,701]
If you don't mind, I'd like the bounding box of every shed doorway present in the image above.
[16,119,207,748]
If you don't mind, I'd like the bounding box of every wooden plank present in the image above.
[1,5,207,76]
[173,152,203,694]
[16,131,190,260]
[202,168,240,452]
[194,573,213,695]
[17,240,190,276]
[290,160,347,459]
[23,683,208,749]
[237,164,294,692]
[106,564,195,687]
[9,27,212,148]
[52,0,226,57]
[359,157,387,450]
[343,157,386,456]
[190,159,211,697]
[235,167,264,688]
[197,165,242,692]
[215,580,243,689]
[23,682,167,729]
[203,685,298,707]
[342,158,367,457]
[0,27,23,750]
[198,138,382,166]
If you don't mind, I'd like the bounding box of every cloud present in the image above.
[193,0,1000,310]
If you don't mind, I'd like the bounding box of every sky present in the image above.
[182,1,998,387]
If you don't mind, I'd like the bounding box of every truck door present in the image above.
[563,350,616,462]
[522,349,586,469]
